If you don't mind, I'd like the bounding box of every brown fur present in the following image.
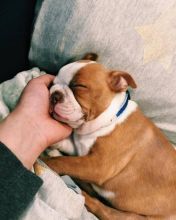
[82,52,98,61]
[108,71,137,92]
[44,62,176,219]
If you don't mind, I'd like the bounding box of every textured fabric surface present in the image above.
[29,0,176,144]
[20,161,98,220]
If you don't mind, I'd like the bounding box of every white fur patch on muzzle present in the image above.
[50,61,95,128]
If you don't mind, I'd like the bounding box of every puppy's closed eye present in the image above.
[69,83,88,90]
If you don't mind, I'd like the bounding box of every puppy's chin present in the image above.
[52,112,85,129]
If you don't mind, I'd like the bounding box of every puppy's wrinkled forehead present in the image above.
[54,60,96,85]
[71,62,108,85]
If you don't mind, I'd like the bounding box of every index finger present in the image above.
[34,74,55,87]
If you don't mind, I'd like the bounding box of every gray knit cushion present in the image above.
[29,0,176,144]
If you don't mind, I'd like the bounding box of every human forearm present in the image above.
[0,110,44,169]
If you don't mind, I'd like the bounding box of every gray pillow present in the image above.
[29,0,176,144]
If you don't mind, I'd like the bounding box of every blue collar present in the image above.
[116,91,130,117]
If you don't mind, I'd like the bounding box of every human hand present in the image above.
[0,74,72,169]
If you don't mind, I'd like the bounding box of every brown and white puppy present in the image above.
[45,54,176,220]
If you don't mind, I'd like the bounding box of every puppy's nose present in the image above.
[50,91,64,104]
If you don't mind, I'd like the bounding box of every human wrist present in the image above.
[0,110,44,169]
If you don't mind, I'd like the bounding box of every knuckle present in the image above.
[27,77,39,86]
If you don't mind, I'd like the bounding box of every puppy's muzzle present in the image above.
[49,84,85,128]
[50,91,64,105]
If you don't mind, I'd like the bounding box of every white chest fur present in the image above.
[92,184,116,200]
[73,100,137,156]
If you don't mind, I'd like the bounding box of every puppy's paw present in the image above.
[34,163,45,176]
[46,148,62,157]
[82,191,100,213]
[51,138,76,155]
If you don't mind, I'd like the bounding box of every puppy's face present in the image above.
[50,62,137,128]
[69,63,115,121]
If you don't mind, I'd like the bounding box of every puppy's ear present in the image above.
[107,71,137,92]
[82,53,98,61]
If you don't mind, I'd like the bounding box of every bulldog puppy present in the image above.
[44,53,176,220]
